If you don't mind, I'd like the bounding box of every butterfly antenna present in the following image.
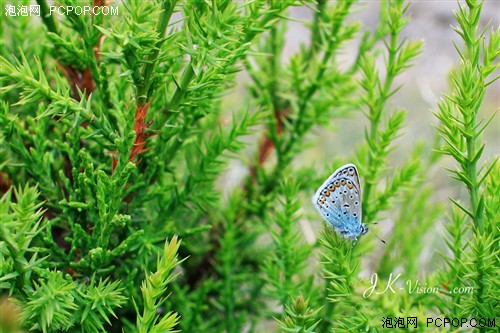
[370,222,386,244]
[374,232,386,244]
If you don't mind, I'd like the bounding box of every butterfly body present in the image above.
[312,163,368,241]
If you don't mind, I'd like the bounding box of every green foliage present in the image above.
[434,0,500,330]
[0,0,498,332]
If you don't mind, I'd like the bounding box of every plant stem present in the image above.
[37,0,59,34]
[138,0,179,105]
[363,7,399,222]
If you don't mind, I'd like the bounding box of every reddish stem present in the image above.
[129,101,152,163]
[0,172,11,195]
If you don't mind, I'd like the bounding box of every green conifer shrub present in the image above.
[0,0,498,332]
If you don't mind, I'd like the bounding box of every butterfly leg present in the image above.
[337,229,350,236]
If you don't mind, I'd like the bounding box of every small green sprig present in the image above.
[262,180,313,313]
[135,236,183,333]
[0,185,46,292]
[75,277,127,332]
[318,231,366,332]
[23,270,77,332]
[275,293,321,333]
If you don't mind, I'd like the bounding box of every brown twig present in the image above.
[129,101,152,164]
[56,63,96,101]
[109,101,152,174]
[0,171,11,195]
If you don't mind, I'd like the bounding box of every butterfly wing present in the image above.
[332,163,361,190]
[312,164,363,238]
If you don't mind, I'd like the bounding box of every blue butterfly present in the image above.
[312,163,368,242]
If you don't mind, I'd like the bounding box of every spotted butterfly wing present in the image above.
[312,163,368,241]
